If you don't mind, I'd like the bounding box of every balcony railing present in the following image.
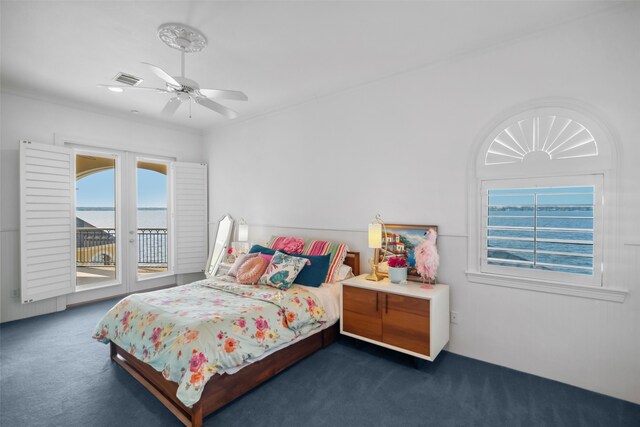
[76,227,167,267]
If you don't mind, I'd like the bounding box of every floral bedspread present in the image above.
[92,277,326,407]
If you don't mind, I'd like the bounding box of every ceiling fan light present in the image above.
[108,86,124,93]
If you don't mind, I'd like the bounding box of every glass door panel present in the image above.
[75,154,118,289]
[136,160,169,278]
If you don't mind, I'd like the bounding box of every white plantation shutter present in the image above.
[20,141,75,303]
[173,162,208,274]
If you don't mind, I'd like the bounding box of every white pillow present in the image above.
[331,264,354,282]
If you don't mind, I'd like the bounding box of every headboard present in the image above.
[343,251,360,276]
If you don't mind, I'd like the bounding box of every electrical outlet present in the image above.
[450,311,459,325]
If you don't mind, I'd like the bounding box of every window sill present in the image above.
[465,271,628,302]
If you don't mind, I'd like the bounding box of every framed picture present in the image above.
[375,224,439,282]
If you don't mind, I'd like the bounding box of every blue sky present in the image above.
[489,186,594,206]
[76,169,167,208]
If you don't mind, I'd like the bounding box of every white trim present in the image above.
[136,272,174,282]
[54,133,190,162]
[466,271,628,303]
[229,222,468,239]
[133,156,174,283]
[74,281,121,293]
[73,147,124,290]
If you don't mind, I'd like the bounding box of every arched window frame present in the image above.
[466,101,627,302]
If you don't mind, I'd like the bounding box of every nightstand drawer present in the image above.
[342,285,379,315]
[343,309,382,342]
[342,285,382,341]
[383,309,430,356]
[385,293,429,317]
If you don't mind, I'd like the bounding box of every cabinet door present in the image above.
[342,285,382,342]
[382,293,430,356]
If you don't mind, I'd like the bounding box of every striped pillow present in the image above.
[302,240,348,283]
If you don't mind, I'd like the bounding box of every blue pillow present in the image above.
[248,244,279,255]
[293,253,331,287]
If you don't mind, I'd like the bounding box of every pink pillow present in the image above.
[228,253,258,277]
[258,253,273,263]
[268,236,305,254]
[236,257,269,284]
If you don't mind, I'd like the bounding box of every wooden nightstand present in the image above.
[340,274,450,361]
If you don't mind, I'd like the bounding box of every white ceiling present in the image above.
[0,1,620,132]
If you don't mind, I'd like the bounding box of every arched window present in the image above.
[485,116,598,165]
[467,104,625,301]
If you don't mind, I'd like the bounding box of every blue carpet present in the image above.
[1,299,639,427]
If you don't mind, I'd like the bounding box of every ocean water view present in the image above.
[76,207,168,228]
[487,186,596,275]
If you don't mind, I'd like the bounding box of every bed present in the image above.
[97,250,359,427]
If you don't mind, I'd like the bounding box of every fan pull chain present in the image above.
[189,98,192,119]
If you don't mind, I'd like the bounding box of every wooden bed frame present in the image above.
[109,251,360,427]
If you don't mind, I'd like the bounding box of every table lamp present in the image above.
[237,218,249,242]
[366,214,386,281]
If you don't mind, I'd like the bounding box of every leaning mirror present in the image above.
[205,214,234,278]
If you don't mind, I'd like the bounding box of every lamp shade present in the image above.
[238,223,249,242]
[368,222,382,249]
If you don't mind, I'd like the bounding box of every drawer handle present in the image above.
[385,294,388,314]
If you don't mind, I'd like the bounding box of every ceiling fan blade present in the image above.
[199,88,248,101]
[161,98,182,116]
[141,62,181,88]
[195,97,239,119]
[96,84,168,93]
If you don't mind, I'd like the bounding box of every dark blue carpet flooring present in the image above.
[1,298,639,427]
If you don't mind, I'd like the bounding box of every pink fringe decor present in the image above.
[414,228,439,283]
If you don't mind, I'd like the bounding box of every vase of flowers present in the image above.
[387,256,408,284]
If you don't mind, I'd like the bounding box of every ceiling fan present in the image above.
[98,23,247,119]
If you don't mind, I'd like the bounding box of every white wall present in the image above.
[0,91,204,322]
[204,6,640,404]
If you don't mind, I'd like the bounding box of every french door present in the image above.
[20,141,208,303]
[74,148,175,292]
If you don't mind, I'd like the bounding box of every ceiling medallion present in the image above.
[157,23,207,53]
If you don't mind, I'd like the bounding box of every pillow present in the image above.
[267,236,305,254]
[227,253,258,277]
[258,251,308,290]
[332,264,354,282]
[302,240,348,283]
[258,253,273,263]
[248,244,279,255]
[236,256,269,284]
[292,253,331,287]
